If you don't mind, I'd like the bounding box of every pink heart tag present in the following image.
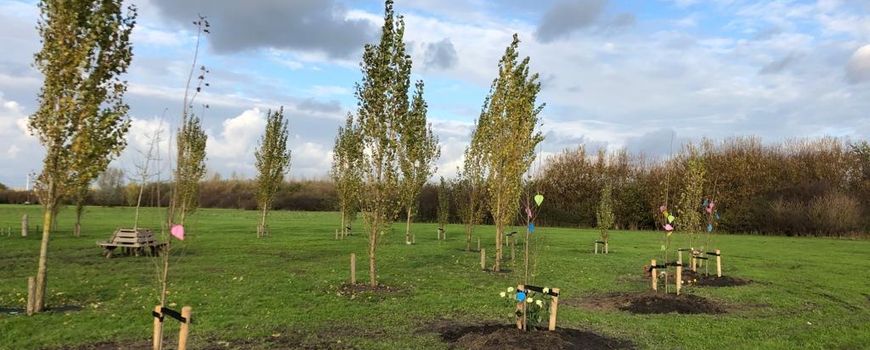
[170,224,185,240]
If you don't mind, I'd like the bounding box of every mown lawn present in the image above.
[0,204,868,349]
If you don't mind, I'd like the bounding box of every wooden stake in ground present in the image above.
[548,288,560,331]
[651,259,658,291]
[675,263,682,295]
[350,253,356,284]
[516,284,525,330]
[716,249,722,277]
[21,214,28,237]
[152,305,163,350]
[26,277,35,316]
[480,248,486,270]
[177,306,192,350]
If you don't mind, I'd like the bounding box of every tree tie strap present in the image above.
[153,307,191,324]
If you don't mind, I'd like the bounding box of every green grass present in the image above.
[0,204,868,349]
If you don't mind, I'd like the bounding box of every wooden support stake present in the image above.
[651,259,658,291]
[675,263,682,295]
[691,254,697,272]
[21,214,28,237]
[516,284,525,330]
[477,238,481,251]
[152,305,163,350]
[604,242,608,254]
[594,242,598,254]
[177,306,192,350]
[350,253,356,284]
[548,288,560,331]
[412,234,416,244]
[26,277,35,316]
[678,250,683,265]
[334,229,338,240]
[716,249,722,277]
[480,248,486,270]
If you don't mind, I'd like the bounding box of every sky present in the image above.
[1,0,869,189]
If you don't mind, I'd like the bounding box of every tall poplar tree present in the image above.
[354,0,412,287]
[28,0,136,312]
[596,181,615,249]
[398,81,440,244]
[331,114,363,238]
[255,108,291,238]
[473,34,544,272]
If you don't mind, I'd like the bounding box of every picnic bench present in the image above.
[98,228,166,258]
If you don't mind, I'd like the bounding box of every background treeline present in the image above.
[535,137,869,237]
[1,137,866,237]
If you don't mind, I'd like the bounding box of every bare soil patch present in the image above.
[567,292,726,315]
[426,320,634,350]
[337,283,406,301]
[681,270,751,287]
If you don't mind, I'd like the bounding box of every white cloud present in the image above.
[846,44,870,83]
[207,108,266,160]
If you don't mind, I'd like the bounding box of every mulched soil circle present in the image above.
[567,292,727,315]
[337,283,407,301]
[428,320,634,350]
[681,269,751,287]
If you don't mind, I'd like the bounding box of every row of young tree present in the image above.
[328,0,546,286]
[10,136,865,239]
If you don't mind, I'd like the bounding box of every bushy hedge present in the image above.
[534,137,869,237]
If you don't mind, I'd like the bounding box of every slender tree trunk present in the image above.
[465,224,472,251]
[34,205,53,312]
[134,182,146,230]
[369,224,378,287]
[405,207,412,244]
[160,239,171,306]
[494,194,502,272]
[74,203,83,237]
[340,209,346,239]
[258,205,268,238]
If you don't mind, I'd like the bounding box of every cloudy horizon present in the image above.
[1,0,868,189]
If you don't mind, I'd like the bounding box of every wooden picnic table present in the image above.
[98,228,166,258]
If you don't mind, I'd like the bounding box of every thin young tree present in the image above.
[71,179,89,237]
[170,16,210,226]
[436,176,450,239]
[331,114,363,239]
[596,181,615,253]
[474,34,544,272]
[353,0,412,287]
[154,17,209,349]
[455,144,487,251]
[677,150,706,250]
[255,108,291,238]
[28,0,136,313]
[131,128,162,230]
[398,81,440,244]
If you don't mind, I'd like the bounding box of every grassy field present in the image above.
[0,204,868,349]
